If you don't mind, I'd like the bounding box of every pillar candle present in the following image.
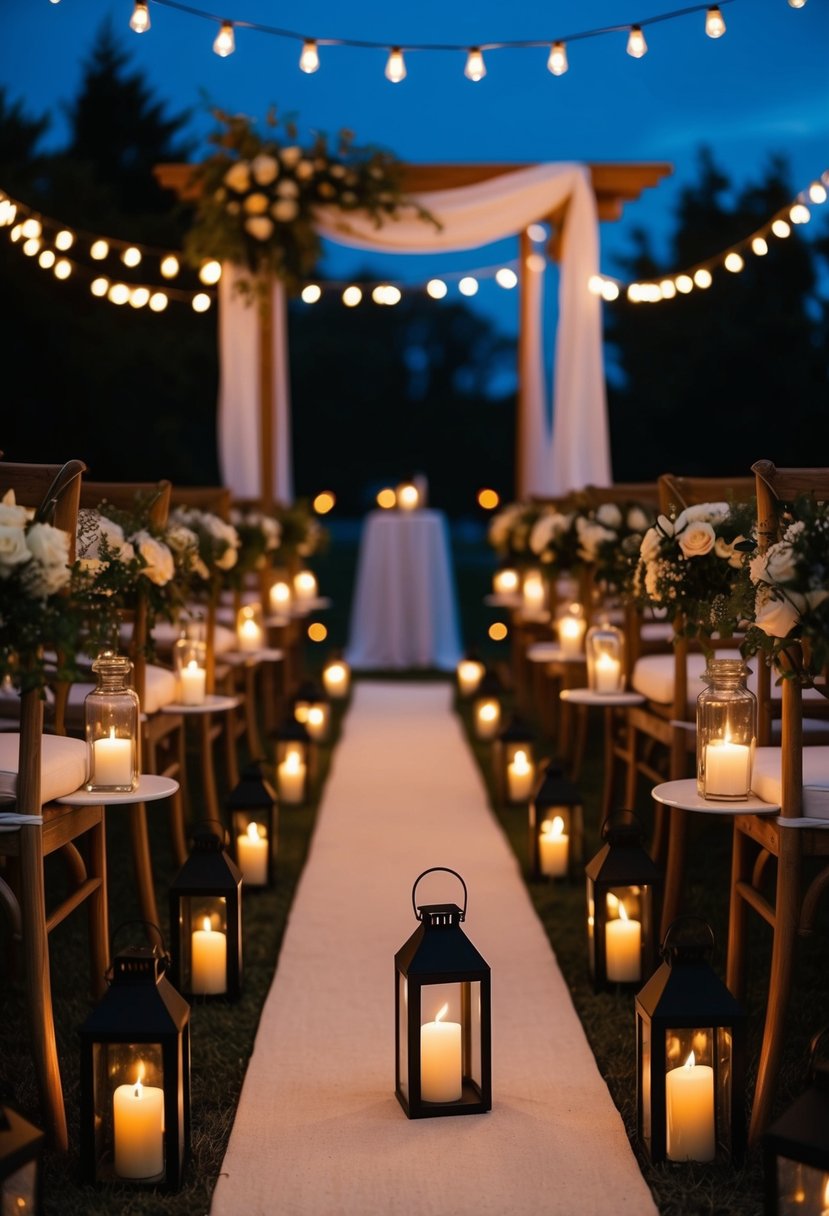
[493,568,519,596]
[507,749,535,801]
[605,903,642,982]
[278,752,306,804]
[539,816,569,877]
[323,661,350,699]
[475,700,501,740]
[269,580,292,614]
[191,917,227,994]
[457,660,484,697]
[558,615,586,657]
[293,571,318,602]
[113,1072,164,1179]
[179,659,207,706]
[305,705,329,742]
[666,1052,716,1162]
[704,738,752,798]
[237,822,268,886]
[237,618,263,653]
[420,1003,462,1103]
[593,652,622,693]
[522,573,546,612]
[92,728,133,787]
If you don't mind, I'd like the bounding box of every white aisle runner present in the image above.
[211,683,658,1216]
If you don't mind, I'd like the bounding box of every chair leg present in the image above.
[198,713,222,824]
[659,806,688,940]
[748,841,801,1145]
[87,816,110,1001]
[726,820,751,1001]
[126,803,162,950]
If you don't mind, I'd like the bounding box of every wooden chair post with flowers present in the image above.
[0,459,109,1151]
[726,460,829,1143]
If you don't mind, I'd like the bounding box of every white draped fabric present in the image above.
[219,162,611,502]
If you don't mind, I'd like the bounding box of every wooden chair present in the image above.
[0,459,109,1151]
[726,459,829,1143]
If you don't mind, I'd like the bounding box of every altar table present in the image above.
[345,509,462,670]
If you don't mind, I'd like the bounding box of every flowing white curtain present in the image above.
[218,162,611,503]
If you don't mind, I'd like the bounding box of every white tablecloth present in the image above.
[345,510,462,670]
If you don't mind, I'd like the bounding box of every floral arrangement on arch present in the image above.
[0,490,78,691]
[632,499,757,641]
[183,107,437,296]
[743,495,829,678]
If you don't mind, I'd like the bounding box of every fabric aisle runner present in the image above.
[211,682,658,1216]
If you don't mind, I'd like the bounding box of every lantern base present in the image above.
[397,1078,491,1119]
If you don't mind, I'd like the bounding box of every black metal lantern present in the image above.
[1,1104,44,1214]
[492,714,536,805]
[79,945,190,1190]
[471,670,503,741]
[528,760,585,880]
[635,917,747,1165]
[394,867,491,1119]
[292,678,331,744]
[272,714,314,805]
[585,810,662,991]
[169,826,242,1001]
[225,761,279,889]
[455,650,486,699]
[763,1028,829,1215]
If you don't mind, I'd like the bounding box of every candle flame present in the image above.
[435,1002,449,1024]
[285,752,302,772]
[514,749,527,767]
[186,659,200,672]
[246,822,261,841]
[618,902,629,923]
[480,702,497,721]
[308,707,324,726]
[133,1061,146,1098]
[684,1051,696,1070]
[822,1175,829,1206]
[202,916,211,933]
[550,815,564,838]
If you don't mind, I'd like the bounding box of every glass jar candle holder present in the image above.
[293,569,318,604]
[236,602,264,653]
[696,658,757,800]
[172,636,207,706]
[521,568,547,614]
[84,651,140,793]
[585,619,625,693]
[557,602,587,657]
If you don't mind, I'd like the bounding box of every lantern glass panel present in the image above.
[4,1161,37,1210]
[663,1024,733,1162]
[91,1041,165,1182]
[640,1017,652,1150]
[176,896,228,996]
[232,814,273,887]
[397,973,409,1104]
[775,1160,829,1214]
[236,602,264,653]
[418,981,482,1103]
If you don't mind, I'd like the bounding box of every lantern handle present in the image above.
[412,867,467,921]
[106,919,170,981]
[660,915,716,962]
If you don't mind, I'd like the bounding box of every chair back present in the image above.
[582,481,660,509]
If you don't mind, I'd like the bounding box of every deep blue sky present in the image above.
[4,0,828,343]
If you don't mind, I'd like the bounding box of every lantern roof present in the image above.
[0,1103,44,1172]
[171,827,242,894]
[532,760,582,808]
[79,947,190,1036]
[271,713,312,743]
[224,761,277,812]
[763,1082,829,1165]
[635,956,746,1025]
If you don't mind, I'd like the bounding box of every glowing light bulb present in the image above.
[789,202,810,224]
[694,268,713,287]
[301,284,322,303]
[751,236,768,256]
[90,239,109,260]
[495,267,518,289]
[20,218,42,239]
[385,47,406,83]
[121,246,142,268]
[149,292,169,312]
[129,1,150,34]
[91,277,109,298]
[808,181,827,204]
[547,41,568,75]
[675,274,694,294]
[464,47,486,81]
[22,238,40,257]
[588,274,604,296]
[660,279,677,299]
[192,293,212,313]
[787,0,806,8]
[342,285,362,307]
[705,6,726,37]
[54,258,72,280]
[108,282,130,305]
[299,39,320,73]
[601,280,620,302]
[626,25,647,57]
[129,286,150,308]
[771,218,791,238]
[160,254,180,278]
[38,249,55,269]
[724,252,744,273]
[213,21,235,57]
[459,276,478,296]
[54,229,74,251]
[426,278,447,299]
[199,259,222,285]
[528,222,547,243]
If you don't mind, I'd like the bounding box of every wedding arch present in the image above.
[155,159,670,508]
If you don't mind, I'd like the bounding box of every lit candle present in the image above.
[605,901,642,982]
[493,568,519,596]
[237,616,263,653]
[539,815,569,877]
[666,1052,715,1162]
[522,571,546,613]
[397,484,419,512]
[92,727,133,788]
[474,699,501,740]
[269,580,291,614]
[558,613,586,657]
[237,821,268,886]
[293,571,318,602]
[457,659,484,697]
[191,916,227,994]
[704,736,752,798]
[277,751,306,804]
[593,651,622,693]
[507,749,535,802]
[323,660,350,699]
[305,705,329,742]
[113,1067,164,1179]
[179,659,206,706]
[420,1002,462,1103]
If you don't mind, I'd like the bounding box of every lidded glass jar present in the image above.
[585,617,625,694]
[84,651,141,792]
[173,634,207,706]
[696,658,757,800]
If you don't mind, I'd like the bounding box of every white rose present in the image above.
[133,530,175,586]
[596,503,622,529]
[656,514,674,538]
[673,502,730,533]
[280,146,302,168]
[224,160,251,193]
[165,524,199,555]
[754,587,804,638]
[276,179,300,199]
[243,192,270,215]
[639,526,663,564]
[765,540,798,585]
[677,520,716,558]
[576,520,615,562]
[644,560,661,601]
[251,153,279,186]
[26,521,70,569]
[79,512,134,562]
[245,216,274,241]
[24,556,70,597]
[627,506,651,532]
[0,490,33,527]
[271,199,299,223]
[0,525,33,573]
[262,518,281,549]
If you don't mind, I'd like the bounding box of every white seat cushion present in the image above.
[67,664,178,716]
[632,652,829,714]
[752,747,829,820]
[0,733,88,805]
[640,621,675,644]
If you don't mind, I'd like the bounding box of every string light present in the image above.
[301,283,322,303]
[464,48,486,81]
[547,41,568,76]
[693,267,713,287]
[213,21,235,58]
[342,285,362,306]
[724,251,743,272]
[787,0,806,8]
[426,279,448,299]
[705,6,726,36]
[121,246,142,268]
[299,39,320,73]
[626,25,648,57]
[129,1,150,35]
[385,47,407,83]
